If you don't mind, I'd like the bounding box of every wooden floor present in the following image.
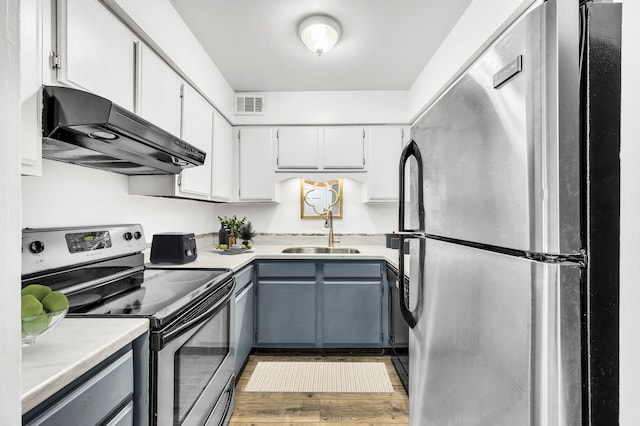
[229,354,409,426]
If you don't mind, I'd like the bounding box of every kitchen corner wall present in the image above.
[22,160,217,242]
[21,166,395,238]
[213,178,397,235]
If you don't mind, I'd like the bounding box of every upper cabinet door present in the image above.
[365,126,407,202]
[276,127,319,169]
[179,85,213,198]
[57,0,136,111]
[21,0,44,176]
[323,127,366,169]
[238,128,275,201]
[211,112,233,201]
[137,44,182,136]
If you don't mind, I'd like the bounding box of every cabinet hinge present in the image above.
[179,84,185,98]
[401,128,404,140]
[276,129,280,139]
[49,51,61,70]
[237,130,241,141]
[255,331,258,341]
[177,173,182,187]
[362,129,366,139]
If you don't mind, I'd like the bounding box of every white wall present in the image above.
[1,0,22,423]
[214,178,396,234]
[105,0,235,120]
[407,0,537,121]
[619,1,640,423]
[233,91,408,125]
[22,160,217,241]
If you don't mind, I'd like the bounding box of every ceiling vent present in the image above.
[235,94,265,115]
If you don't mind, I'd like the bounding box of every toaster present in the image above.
[150,232,197,264]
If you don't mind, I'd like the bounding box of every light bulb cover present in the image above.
[299,15,341,56]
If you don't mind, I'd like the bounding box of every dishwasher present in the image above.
[387,264,409,392]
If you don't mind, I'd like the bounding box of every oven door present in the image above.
[153,280,235,426]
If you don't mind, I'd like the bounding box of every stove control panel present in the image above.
[22,224,147,276]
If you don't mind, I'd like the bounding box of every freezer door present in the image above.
[411,0,580,255]
[409,238,581,425]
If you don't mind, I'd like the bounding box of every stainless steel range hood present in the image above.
[42,85,206,175]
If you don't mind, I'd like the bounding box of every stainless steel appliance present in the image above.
[21,224,236,426]
[396,1,620,424]
[42,85,206,175]
[386,264,409,392]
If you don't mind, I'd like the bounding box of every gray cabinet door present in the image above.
[257,280,316,345]
[322,280,383,345]
[24,350,134,426]
[235,281,254,375]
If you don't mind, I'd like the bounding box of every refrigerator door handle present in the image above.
[399,140,425,232]
[398,140,426,329]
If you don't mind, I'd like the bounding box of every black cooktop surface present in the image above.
[66,268,232,322]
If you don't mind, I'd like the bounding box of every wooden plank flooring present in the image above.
[229,354,409,426]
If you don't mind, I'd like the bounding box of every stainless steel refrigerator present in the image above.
[396,1,620,424]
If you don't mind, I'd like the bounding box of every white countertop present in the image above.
[21,318,149,414]
[145,244,408,272]
[21,244,406,415]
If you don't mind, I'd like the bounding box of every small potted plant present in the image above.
[218,215,246,247]
[240,221,255,249]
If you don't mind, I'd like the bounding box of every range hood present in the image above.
[41,85,206,175]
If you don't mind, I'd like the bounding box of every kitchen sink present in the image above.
[281,247,361,254]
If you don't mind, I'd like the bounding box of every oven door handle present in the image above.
[159,282,235,348]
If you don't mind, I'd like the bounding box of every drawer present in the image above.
[235,264,254,293]
[257,262,316,278]
[106,400,133,426]
[24,350,134,426]
[323,262,383,278]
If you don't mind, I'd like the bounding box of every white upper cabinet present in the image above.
[137,44,182,136]
[56,0,136,111]
[21,0,44,176]
[323,127,366,169]
[276,127,320,169]
[211,112,233,201]
[365,126,409,202]
[179,85,213,198]
[237,128,276,202]
[274,126,366,172]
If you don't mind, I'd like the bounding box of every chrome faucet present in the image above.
[324,209,339,247]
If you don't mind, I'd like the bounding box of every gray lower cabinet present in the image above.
[322,280,383,345]
[235,265,255,375]
[255,260,386,348]
[257,280,317,345]
[23,335,148,426]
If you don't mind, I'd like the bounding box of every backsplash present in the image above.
[196,233,386,249]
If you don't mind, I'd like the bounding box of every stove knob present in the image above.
[134,231,142,240]
[29,240,45,254]
[123,232,133,241]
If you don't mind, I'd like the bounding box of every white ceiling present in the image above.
[169,0,473,92]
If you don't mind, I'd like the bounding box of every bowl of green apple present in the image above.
[21,284,69,347]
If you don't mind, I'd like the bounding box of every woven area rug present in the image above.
[244,361,394,393]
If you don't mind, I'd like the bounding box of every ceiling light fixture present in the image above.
[299,15,341,56]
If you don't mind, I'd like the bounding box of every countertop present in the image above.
[144,244,408,272]
[22,244,406,415]
[21,317,149,414]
